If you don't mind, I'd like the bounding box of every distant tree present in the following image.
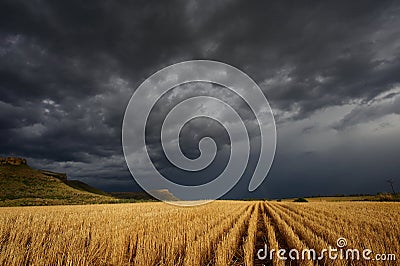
[293,197,308,202]
[386,179,396,194]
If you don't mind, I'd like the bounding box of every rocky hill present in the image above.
[0,157,27,166]
[0,157,118,206]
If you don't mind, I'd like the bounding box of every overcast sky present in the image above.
[1,0,400,199]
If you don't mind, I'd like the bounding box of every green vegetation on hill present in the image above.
[0,164,118,206]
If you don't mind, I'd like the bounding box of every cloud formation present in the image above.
[1,0,400,198]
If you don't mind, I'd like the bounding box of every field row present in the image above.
[0,201,399,265]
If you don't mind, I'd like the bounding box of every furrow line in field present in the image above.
[133,203,249,265]
[264,202,313,266]
[271,203,341,248]
[279,203,345,227]
[183,203,252,266]
[276,203,365,250]
[259,202,282,266]
[272,204,370,265]
[242,202,260,266]
[213,204,254,266]
[279,203,400,260]
[267,203,347,266]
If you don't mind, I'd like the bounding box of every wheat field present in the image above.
[0,201,399,265]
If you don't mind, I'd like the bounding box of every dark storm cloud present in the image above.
[184,0,400,119]
[143,82,261,188]
[333,87,400,129]
[1,0,400,196]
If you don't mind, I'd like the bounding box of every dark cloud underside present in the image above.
[1,0,400,198]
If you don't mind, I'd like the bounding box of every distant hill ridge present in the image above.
[1,157,70,181]
[0,157,117,206]
[0,156,181,206]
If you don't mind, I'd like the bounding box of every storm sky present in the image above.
[1,0,400,199]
